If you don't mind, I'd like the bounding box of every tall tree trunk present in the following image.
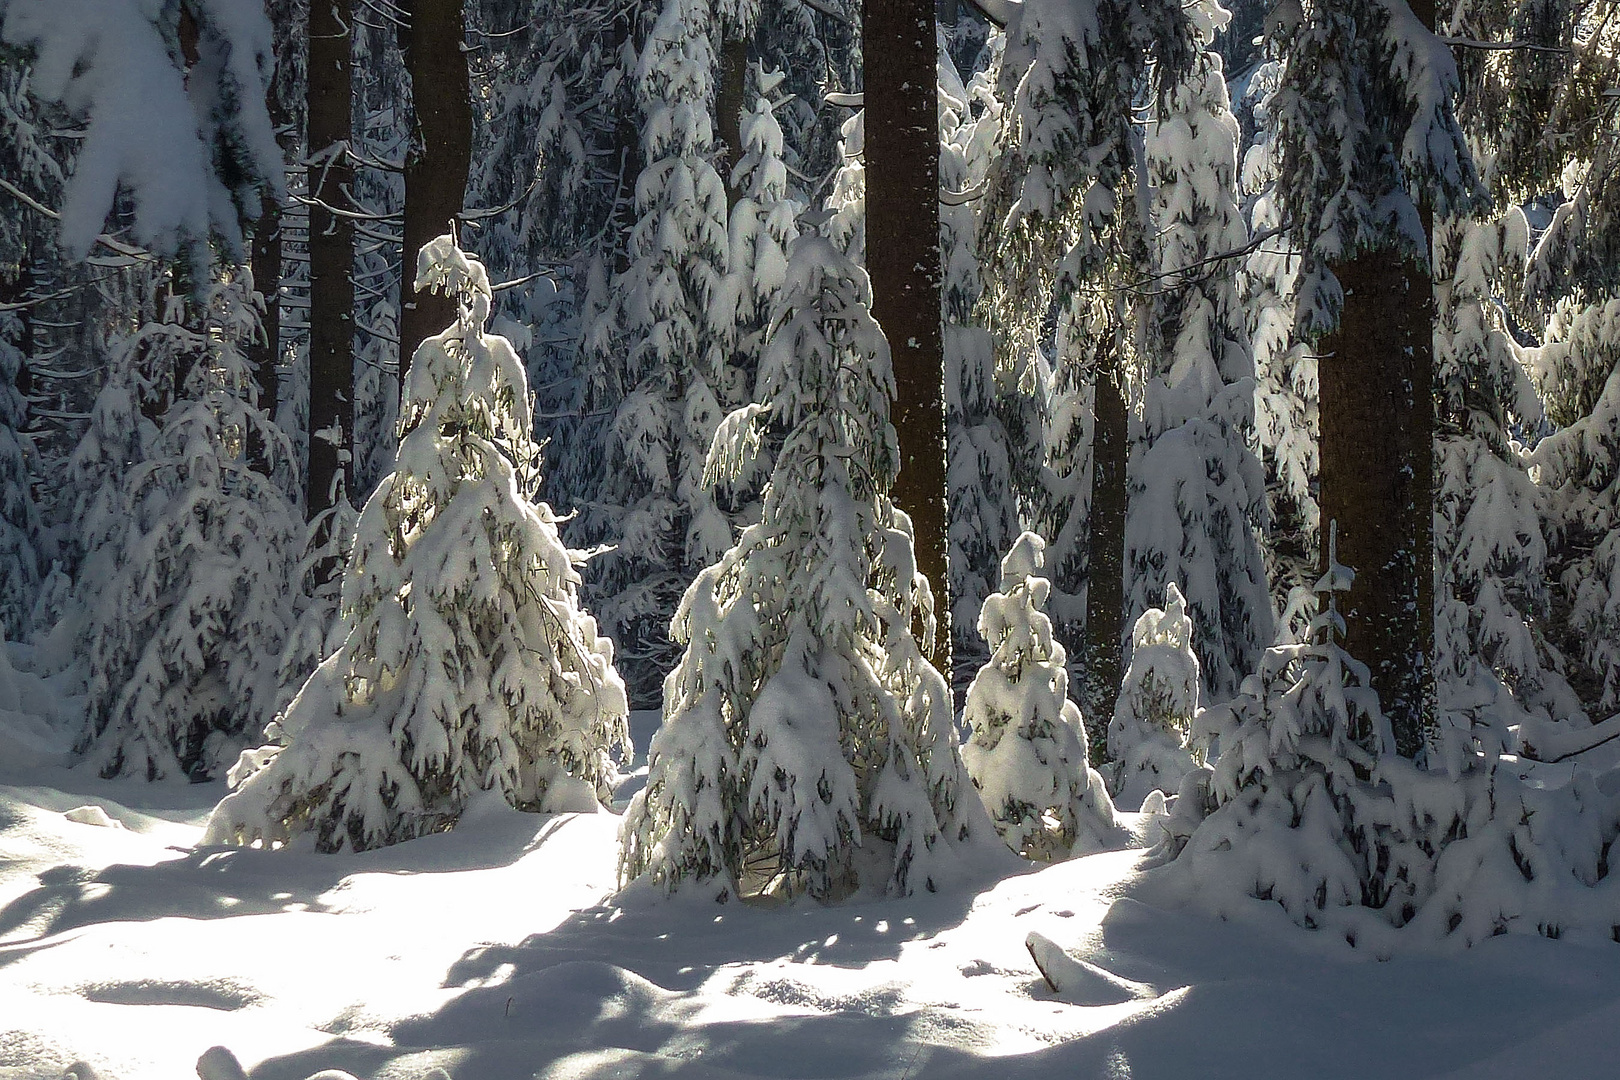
[863,0,949,681]
[1081,342,1127,762]
[398,0,472,388]
[716,36,748,212]
[1320,243,1436,759]
[306,0,355,529]
[1319,0,1438,761]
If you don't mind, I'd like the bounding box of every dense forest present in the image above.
[0,0,1617,944]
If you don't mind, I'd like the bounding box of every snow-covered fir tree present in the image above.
[205,237,630,851]
[1530,297,1620,711]
[1237,58,1317,641]
[941,28,1020,690]
[978,0,1200,744]
[620,235,991,902]
[1510,5,1620,716]
[580,0,739,703]
[1432,211,1579,747]
[1107,582,1202,810]
[1173,528,1397,933]
[1174,526,1620,950]
[1129,16,1271,698]
[76,272,302,781]
[0,312,41,641]
[962,532,1120,861]
[712,63,800,498]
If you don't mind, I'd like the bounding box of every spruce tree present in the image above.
[962,532,1120,860]
[207,237,630,851]
[620,235,987,901]
[979,0,1198,751]
[1129,22,1271,699]
[76,273,302,781]
[1107,582,1203,810]
[942,30,1020,692]
[581,0,738,703]
[1264,0,1481,756]
[0,312,40,640]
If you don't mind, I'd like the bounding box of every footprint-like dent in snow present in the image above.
[80,979,261,1010]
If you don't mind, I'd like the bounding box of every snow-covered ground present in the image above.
[4,711,1620,1080]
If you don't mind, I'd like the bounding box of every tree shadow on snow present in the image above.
[0,810,584,964]
[245,877,1003,1080]
[245,878,1620,1080]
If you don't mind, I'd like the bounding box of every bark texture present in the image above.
[398,0,473,387]
[1320,247,1437,759]
[716,36,748,211]
[863,0,950,679]
[306,0,354,523]
[1081,344,1128,763]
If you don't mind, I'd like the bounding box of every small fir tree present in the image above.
[1107,582,1202,810]
[76,273,302,780]
[619,235,988,902]
[1174,526,1396,932]
[962,532,1120,861]
[206,237,630,851]
[1176,527,1620,951]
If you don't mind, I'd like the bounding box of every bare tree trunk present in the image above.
[306,0,355,530]
[863,0,950,682]
[398,0,472,388]
[1320,244,1436,759]
[1081,344,1127,762]
[716,36,748,211]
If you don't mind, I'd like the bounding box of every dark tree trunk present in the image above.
[398,0,473,389]
[1320,0,1438,761]
[1081,343,1127,762]
[306,0,355,526]
[716,36,749,211]
[1320,245,1436,759]
[863,0,950,681]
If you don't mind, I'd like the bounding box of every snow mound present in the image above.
[62,806,122,829]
